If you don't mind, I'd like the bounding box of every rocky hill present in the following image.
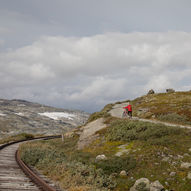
[0,99,89,139]
[19,91,191,190]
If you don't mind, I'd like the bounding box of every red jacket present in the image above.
[123,105,132,111]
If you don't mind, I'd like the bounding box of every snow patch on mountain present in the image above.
[38,112,76,120]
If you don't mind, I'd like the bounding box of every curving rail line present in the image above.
[0,136,61,191]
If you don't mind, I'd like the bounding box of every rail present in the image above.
[0,135,61,191]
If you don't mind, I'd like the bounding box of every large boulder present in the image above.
[77,118,106,149]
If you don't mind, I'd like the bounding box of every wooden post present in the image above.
[61,133,64,142]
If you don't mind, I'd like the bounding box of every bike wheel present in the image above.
[122,111,127,118]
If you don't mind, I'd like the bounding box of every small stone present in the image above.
[165,181,169,186]
[120,170,127,177]
[177,155,183,159]
[181,162,191,169]
[150,180,164,191]
[162,157,170,162]
[184,153,190,157]
[187,172,191,179]
[172,161,177,166]
[96,154,107,160]
[188,148,191,152]
[170,172,176,177]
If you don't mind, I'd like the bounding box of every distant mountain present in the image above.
[0,99,89,139]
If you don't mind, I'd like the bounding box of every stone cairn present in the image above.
[147,89,155,95]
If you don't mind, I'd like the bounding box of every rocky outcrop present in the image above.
[77,118,106,149]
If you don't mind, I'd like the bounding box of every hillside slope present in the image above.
[0,99,89,139]
[18,91,191,191]
[132,91,191,125]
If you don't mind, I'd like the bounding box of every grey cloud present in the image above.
[1,0,191,50]
[0,32,191,112]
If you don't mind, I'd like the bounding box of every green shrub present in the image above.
[21,133,34,139]
[19,140,117,190]
[95,156,136,175]
[107,119,182,144]
[0,133,34,144]
[158,113,191,125]
[69,151,94,164]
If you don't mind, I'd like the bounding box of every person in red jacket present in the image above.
[123,102,132,118]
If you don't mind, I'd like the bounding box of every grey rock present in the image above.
[96,154,107,160]
[119,170,127,177]
[130,178,150,191]
[115,144,130,156]
[181,162,191,169]
[177,155,183,159]
[188,148,191,152]
[150,180,164,191]
[184,153,190,157]
[187,172,191,179]
[170,172,176,177]
[162,157,170,162]
[165,182,169,186]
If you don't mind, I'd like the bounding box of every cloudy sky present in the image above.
[0,0,191,112]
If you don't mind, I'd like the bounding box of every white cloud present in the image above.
[0,32,191,112]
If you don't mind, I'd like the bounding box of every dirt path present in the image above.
[78,103,191,149]
[109,102,191,129]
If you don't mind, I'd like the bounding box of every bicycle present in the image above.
[122,108,128,118]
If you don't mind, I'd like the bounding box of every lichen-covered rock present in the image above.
[169,172,176,177]
[130,178,150,191]
[187,172,191,179]
[96,154,107,160]
[181,162,191,169]
[119,170,127,177]
[150,180,164,191]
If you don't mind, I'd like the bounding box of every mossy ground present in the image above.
[19,118,191,191]
[18,91,191,190]
[0,133,34,144]
[132,91,191,125]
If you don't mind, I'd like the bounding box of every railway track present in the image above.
[0,136,61,191]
